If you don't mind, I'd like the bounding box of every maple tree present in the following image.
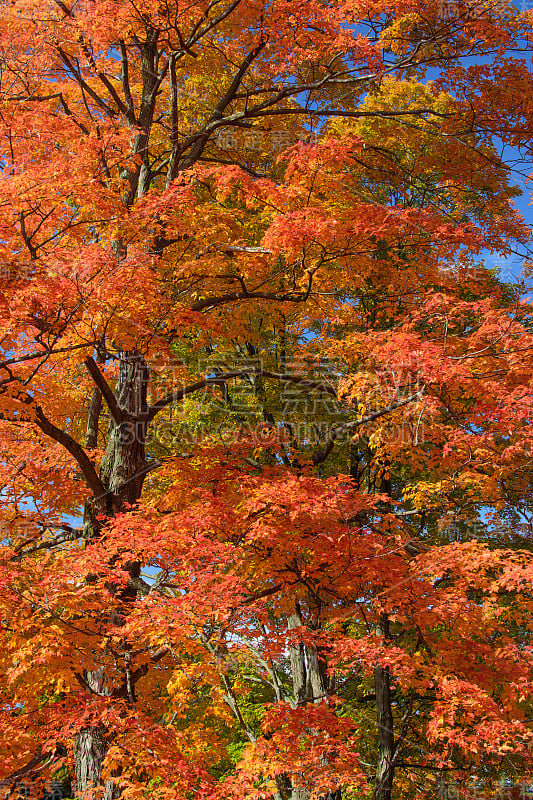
[1,0,533,799]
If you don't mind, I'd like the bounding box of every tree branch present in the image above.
[33,405,108,499]
[56,47,118,119]
[147,368,337,421]
[147,372,245,421]
[0,751,55,789]
[13,527,82,559]
[312,389,425,465]
[84,356,123,424]
[179,38,266,170]
[190,280,313,311]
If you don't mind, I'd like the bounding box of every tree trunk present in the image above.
[373,616,395,800]
[98,351,149,508]
[287,607,341,800]
[73,670,116,800]
[75,351,149,798]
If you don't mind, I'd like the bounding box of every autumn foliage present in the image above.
[0,0,533,798]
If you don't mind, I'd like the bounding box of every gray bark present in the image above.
[98,351,149,508]
[287,607,341,800]
[373,616,395,800]
[75,352,149,798]
[73,670,116,800]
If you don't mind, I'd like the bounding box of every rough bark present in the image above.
[73,670,116,800]
[63,30,168,800]
[287,606,341,800]
[373,616,396,800]
[75,351,149,798]
[98,351,149,507]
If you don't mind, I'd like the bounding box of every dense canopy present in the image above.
[1,0,533,799]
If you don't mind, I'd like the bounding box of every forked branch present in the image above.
[312,389,425,465]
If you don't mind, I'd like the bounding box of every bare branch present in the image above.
[190,281,313,311]
[120,40,135,121]
[148,368,337,421]
[55,46,118,119]
[147,371,245,421]
[13,527,82,558]
[84,356,123,424]
[179,38,266,170]
[312,389,425,465]
[33,404,108,498]
[0,344,64,368]
[0,751,55,790]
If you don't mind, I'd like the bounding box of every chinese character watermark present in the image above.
[280,358,343,417]
[214,128,320,153]
[0,263,31,281]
